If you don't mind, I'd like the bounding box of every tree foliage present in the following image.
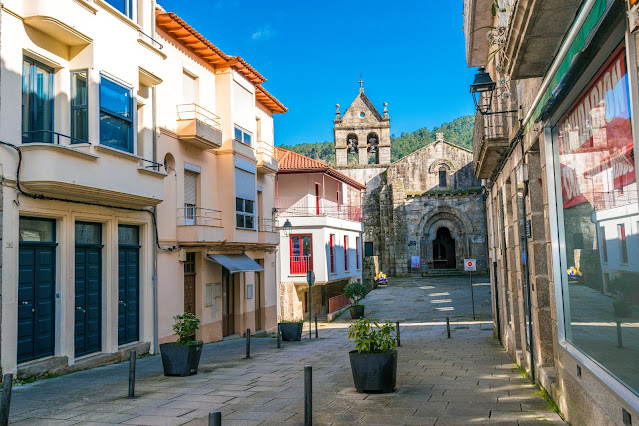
[277,115,475,166]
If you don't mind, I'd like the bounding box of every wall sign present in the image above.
[464,259,476,272]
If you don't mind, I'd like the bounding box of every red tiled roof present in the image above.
[275,147,366,190]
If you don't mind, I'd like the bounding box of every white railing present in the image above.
[276,195,362,222]
[177,207,222,227]
[176,103,221,130]
[258,217,276,232]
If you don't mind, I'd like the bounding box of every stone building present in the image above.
[465,0,639,423]
[334,86,488,276]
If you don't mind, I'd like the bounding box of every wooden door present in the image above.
[222,268,235,336]
[254,263,262,331]
[184,252,196,314]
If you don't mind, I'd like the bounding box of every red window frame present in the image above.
[329,234,335,273]
[290,234,313,274]
[619,224,628,264]
[356,237,360,269]
[344,235,349,271]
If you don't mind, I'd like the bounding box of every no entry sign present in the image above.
[464,259,476,272]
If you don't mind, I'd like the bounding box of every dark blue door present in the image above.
[18,218,56,364]
[75,222,102,357]
[118,226,139,345]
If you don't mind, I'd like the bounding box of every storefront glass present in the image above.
[554,44,639,393]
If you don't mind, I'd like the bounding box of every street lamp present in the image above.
[282,219,293,237]
[470,67,496,115]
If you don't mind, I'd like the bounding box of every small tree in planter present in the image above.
[347,318,398,393]
[160,313,204,376]
[344,282,366,319]
[279,319,304,341]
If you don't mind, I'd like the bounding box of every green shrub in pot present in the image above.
[344,281,367,319]
[160,313,204,376]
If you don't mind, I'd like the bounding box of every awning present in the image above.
[205,254,264,273]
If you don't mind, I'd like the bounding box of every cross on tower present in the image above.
[359,75,364,89]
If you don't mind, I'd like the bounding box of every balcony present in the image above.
[290,255,312,275]
[256,142,278,174]
[257,218,278,245]
[472,111,509,179]
[19,131,165,208]
[176,104,223,151]
[276,195,362,222]
[22,0,94,46]
[176,207,224,244]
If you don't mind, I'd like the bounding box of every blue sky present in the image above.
[157,1,477,146]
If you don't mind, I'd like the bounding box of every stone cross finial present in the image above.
[383,102,389,118]
[436,132,444,141]
[359,75,364,92]
[335,104,341,119]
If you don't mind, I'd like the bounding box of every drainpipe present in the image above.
[152,85,159,354]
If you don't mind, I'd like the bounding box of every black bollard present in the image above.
[208,411,222,426]
[396,321,401,347]
[446,317,451,339]
[617,321,623,348]
[277,323,281,349]
[0,373,13,426]
[315,316,318,339]
[304,366,312,426]
[246,329,251,359]
[128,350,136,399]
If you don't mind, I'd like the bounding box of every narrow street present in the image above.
[8,277,562,425]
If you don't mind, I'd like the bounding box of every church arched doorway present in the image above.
[433,227,455,269]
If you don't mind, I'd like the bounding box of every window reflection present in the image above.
[555,45,639,393]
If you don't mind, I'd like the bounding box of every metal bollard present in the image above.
[277,323,281,349]
[246,329,251,359]
[446,317,451,339]
[208,411,222,426]
[304,366,312,426]
[0,373,13,426]
[315,316,318,339]
[128,350,136,399]
[396,321,401,347]
[617,321,623,348]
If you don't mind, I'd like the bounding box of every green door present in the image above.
[118,226,139,345]
[75,222,102,357]
[18,218,56,364]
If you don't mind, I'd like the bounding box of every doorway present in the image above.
[184,252,196,314]
[118,225,140,345]
[255,260,263,331]
[433,227,456,269]
[222,268,235,336]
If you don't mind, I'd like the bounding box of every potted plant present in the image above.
[347,318,398,393]
[160,313,203,376]
[610,275,635,318]
[345,282,366,319]
[279,319,304,341]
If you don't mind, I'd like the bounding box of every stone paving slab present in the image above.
[8,277,563,425]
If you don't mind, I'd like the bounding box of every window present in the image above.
[329,234,335,273]
[344,236,349,271]
[236,198,255,229]
[356,237,360,269]
[290,235,312,274]
[184,252,195,274]
[22,57,54,143]
[601,227,608,263]
[364,241,373,257]
[100,76,133,152]
[71,70,88,143]
[619,224,628,264]
[104,0,135,19]
[234,126,252,146]
[184,170,198,225]
[439,167,447,187]
[182,71,197,104]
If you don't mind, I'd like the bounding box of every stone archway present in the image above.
[419,208,474,270]
[433,227,456,268]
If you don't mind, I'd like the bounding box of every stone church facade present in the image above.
[334,87,488,276]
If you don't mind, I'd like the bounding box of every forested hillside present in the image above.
[278,115,475,166]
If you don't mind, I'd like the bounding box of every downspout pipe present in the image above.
[152,84,159,355]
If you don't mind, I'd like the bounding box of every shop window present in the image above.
[553,44,639,394]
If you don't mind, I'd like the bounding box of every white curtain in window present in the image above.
[235,168,255,201]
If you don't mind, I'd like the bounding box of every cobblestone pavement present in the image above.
[8,276,563,425]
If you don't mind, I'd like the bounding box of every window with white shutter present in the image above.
[184,170,198,225]
[182,71,197,105]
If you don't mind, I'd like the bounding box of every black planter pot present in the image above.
[349,350,397,393]
[280,322,303,341]
[349,305,365,319]
[613,301,633,317]
[160,342,203,376]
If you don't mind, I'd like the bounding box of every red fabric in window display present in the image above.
[556,45,636,209]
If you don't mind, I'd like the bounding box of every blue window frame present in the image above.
[22,57,54,143]
[71,70,88,143]
[104,0,134,19]
[100,75,133,153]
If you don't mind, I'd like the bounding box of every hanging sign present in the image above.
[464,259,476,272]
[628,0,639,33]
